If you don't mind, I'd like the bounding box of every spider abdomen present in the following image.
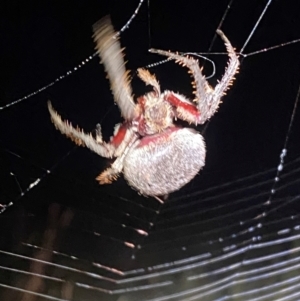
[123,127,206,196]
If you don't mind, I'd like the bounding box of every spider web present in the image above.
[0,0,300,300]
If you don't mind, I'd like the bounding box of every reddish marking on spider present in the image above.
[138,127,179,147]
[134,96,148,135]
[137,95,146,108]
[111,124,128,147]
[166,93,201,119]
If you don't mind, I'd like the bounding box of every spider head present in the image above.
[136,92,173,135]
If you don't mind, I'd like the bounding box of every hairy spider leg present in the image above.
[96,127,137,184]
[163,91,202,125]
[93,16,136,121]
[48,101,115,158]
[137,68,161,96]
[96,123,138,184]
[149,29,239,124]
[48,102,138,183]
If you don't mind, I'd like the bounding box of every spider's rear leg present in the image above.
[48,101,115,158]
[48,101,121,184]
[48,102,137,186]
[96,157,123,184]
[149,30,239,123]
[96,126,138,185]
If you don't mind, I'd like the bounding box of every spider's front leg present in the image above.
[93,16,136,121]
[150,29,239,124]
[162,91,202,124]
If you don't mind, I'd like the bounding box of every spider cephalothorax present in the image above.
[48,16,239,198]
[135,91,174,135]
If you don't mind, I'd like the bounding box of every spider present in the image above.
[48,16,239,199]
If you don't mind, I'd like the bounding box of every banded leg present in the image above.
[96,130,138,184]
[48,101,137,183]
[163,91,201,125]
[149,29,239,124]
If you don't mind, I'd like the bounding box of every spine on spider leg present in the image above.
[149,48,212,104]
[47,101,115,158]
[214,30,240,97]
[96,131,137,185]
[93,16,136,121]
[195,30,240,121]
[137,68,161,95]
[163,91,202,124]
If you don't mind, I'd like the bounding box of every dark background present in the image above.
[0,0,300,300]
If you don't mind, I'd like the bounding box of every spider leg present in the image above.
[148,49,210,108]
[93,16,136,120]
[48,101,138,184]
[149,30,239,124]
[48,101,115,158]
[95,123,104,143]
[163,91,201,124]
[96,159,122,184]
[137,68,161,96]
[96,133,137,184]
[212,30,240,113]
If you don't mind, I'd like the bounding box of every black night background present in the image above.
[0,0,300,300]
